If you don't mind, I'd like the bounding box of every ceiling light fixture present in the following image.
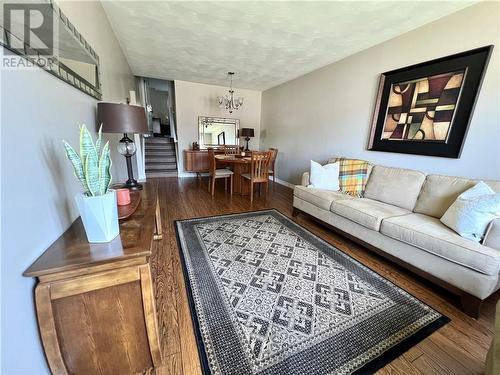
[217,72,243,114]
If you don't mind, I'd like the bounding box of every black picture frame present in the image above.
[217,131,226,145]
[368,46,493,158]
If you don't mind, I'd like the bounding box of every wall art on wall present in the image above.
[368,46,492,158]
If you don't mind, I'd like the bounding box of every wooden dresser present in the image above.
[184,148,228,173]
[184,149,210,173]
[24,182,162,375]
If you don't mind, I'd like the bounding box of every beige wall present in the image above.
[175,80,262,176]
[58,0,138,180]
[1,1,135,373]
[261,2,500,184]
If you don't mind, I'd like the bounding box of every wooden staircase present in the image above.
[144,137,178,177]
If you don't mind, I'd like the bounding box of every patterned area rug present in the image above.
[175,210,449,375]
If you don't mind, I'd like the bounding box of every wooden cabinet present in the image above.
[184,149,210,172]
[24,182,162,375]
[184,149,229,173]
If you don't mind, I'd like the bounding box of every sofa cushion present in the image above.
[309,160,339,191]
[414,175,475,218]
[484,218,500,251]
[330,198,410,231]
[364,166,426,211]
[440,182,500,242]
[381,213,500,275]
[294,185,352,211]
[487,181,500,193]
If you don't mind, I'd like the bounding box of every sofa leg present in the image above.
[461,293,482,319]
[292,207,300,217]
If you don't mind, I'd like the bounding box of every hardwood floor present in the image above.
[145,177,498,375]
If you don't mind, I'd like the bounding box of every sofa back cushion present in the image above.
[364,165,426,210]
[414,176,500,218]
[414,175,475,218]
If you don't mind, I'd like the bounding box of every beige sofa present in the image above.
[292,159,500,318]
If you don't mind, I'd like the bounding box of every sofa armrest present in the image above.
[301,172,310,187]
[484,218,500,251]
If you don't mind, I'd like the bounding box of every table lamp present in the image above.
[97,102,149,190]
[240,128,254,151]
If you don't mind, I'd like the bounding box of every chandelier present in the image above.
[217,72,243,114]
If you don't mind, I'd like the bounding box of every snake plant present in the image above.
[63,124,112,196]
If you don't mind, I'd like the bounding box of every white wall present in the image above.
[174,80,262,176]
[1,1,135,373]
[260,2,500,184]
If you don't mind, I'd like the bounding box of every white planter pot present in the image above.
[75,190,120,243]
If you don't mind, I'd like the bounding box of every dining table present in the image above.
[214,154,252,195]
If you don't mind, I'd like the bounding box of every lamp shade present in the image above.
[97,102,148,134]
[240,128,254,138]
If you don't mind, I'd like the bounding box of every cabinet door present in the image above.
[195,152,209,172]
[36,265,161,374]
[185,151,209,172]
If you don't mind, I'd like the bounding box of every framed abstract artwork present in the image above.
[368,46,493,158]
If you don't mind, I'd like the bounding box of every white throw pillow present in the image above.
[440,181,500,242]
[309,160,339,191]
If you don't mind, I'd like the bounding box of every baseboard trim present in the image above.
[178,173,295,188]
[179,172,200,178]
[270,176,294,189]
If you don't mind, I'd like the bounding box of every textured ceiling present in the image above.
[101,1,474,91]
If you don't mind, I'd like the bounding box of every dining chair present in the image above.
[268,148,278,183]
[208,148,233,196]
[222,145,239,172]
[242,151,272,203]
[223,145,240,155]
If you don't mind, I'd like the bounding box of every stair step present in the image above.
[145,150,176,156]
[146,160,177,168]
[146,159,177,164]
[145,160,177,165]
[146,166,178,171]
[145,141,174,147]
[146,163,177,171]
[145,156,177,163]
[145,143,175,152]
[145,146,176,153]
[145,137,174,144]
[146,171,178,178]
[145,153,176,159]
[145,154,176,159]
[146,168,178,173]
[146,170,178,175]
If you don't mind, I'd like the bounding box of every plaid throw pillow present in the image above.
[335,157,370,197]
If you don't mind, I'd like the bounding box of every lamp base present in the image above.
[122,151,142,190]
[123,179,143,191]
[244,137,250,151]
